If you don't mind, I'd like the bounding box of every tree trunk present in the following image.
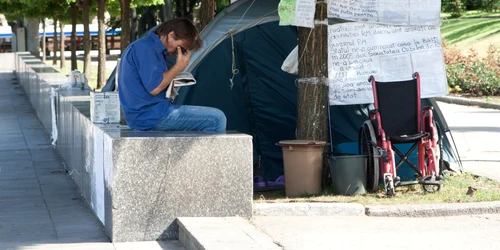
[52,19,58,66]
[82,0,92,83]
[162,0,174,21]
[71,3,78,70]
[187,0,197,20]
[183,0,187,16]
[144,7,157,31]
[97,0,107,90]
[42,19,46,63]
[175,0,182,17]
[454,0,462,16]
[120,0,131,53]
[138,7,158,36]
[199,0,215,31]
[60,22,66,69]
[130,8,137,43]
[296,1,328,141]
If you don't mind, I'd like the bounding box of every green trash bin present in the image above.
[328,154,367,196]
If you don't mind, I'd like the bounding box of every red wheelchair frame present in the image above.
[360,73,443,196]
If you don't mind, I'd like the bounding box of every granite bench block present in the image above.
[14,54,65,135]
[56,90,91,168]
[80,108,93,204]
[15,53,254,243]
[102,131,253,242]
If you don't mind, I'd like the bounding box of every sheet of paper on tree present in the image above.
[327,22,448,105]
[327,0,441,26]
[278,0,316,28]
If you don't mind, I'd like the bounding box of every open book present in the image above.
[166,72,197,100]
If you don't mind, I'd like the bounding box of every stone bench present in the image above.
[12,52,253,242]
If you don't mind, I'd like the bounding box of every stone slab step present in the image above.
[178,217,281,250]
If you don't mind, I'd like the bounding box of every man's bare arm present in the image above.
[149,65,183,96]
[149,46,191,96]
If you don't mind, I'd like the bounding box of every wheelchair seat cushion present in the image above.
[388,132,429,143]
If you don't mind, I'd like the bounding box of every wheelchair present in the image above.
[359,72,443,196]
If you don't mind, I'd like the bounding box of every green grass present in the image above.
[254,172,500,205]
[441,19,500,43]
[440,13,500,57]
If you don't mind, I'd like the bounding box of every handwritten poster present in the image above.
[327,0,441,26]
[328,22,448,105]
[278,0,316,28]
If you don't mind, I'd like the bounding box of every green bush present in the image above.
[442,0,467,17]
[443,41,500,96]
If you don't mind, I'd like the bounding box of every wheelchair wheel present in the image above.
[435,122,445,175]
[360,120,379,193]
[425,118,444,175]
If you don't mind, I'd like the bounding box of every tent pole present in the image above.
[327,104,334,152]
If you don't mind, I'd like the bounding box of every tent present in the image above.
[104,0,463,182]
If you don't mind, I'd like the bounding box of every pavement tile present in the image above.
[58,243,115,250]
[27,143,55,150]
[0,134,27,141]
[0,142,28,151]
[0,210,52,224]
[0,221,57,243]
[113,241,186,250]
[0,189,42,201]
[0,168,37,174]
[0,160,34,167]
[49,206,100,225]
[0,200,47,213]
[43,195,87,211]
[0,166,35,174]
[0,243,62,250]
[0,150,31,160]
[0,68,113,249]
[29,148,63,162]
[33,160,65,168]
[35,167,68,176]
[0,172,37,180]
[0,177,38,187]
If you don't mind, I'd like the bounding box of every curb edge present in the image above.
[435,96,500,110]
[253,201,500,218]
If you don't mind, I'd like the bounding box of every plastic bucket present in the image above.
[328,154,367,195]
[279,140,327,197]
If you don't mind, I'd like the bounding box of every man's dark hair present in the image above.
[154,17,203,51]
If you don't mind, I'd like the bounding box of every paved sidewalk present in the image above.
[252,214,500,250]
[0,69,184,250]
[438,102,500,182]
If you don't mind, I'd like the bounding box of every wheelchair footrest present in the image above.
[418,179,442,186]
[395,180,419,187]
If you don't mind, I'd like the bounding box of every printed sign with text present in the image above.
[327,0,441,26]
[328,22,448,105]
[279,0,316,28]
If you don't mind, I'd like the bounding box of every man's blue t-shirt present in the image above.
[118,31,178,130]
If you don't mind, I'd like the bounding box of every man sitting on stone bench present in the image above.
[118,17,227,132]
